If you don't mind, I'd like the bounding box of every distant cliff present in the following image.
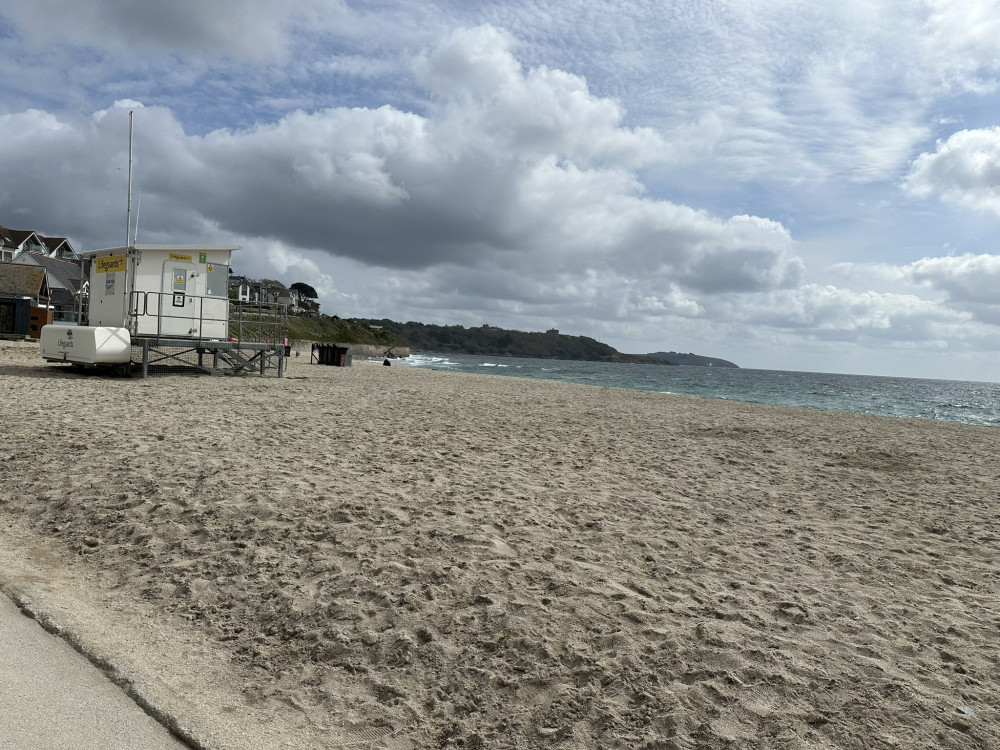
[647,351,740,368]
[363,319,653,361]
[362,320,692,365]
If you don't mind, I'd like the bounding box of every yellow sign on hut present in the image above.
[95,255,126,273]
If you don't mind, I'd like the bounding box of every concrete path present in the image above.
[0,594,189,750]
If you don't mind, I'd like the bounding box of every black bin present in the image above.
[312,343,351,366]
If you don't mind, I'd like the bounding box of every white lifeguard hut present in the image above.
[40,244,286,377]
[87,244,234,338]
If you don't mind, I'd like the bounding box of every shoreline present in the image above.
[400,350,1000,427]
[2,340,998,749]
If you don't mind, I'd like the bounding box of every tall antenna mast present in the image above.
[133,188,142,245]
[126,109,133,249]
[124,109,136,329]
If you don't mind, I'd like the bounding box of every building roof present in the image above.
[0,226,38,250]
[13,254,87,294]
[0,224,78,258]
[0,263,48,299]
[43,236,64,251]
[41,235,77,258]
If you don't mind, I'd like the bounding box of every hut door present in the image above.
[160,261,199,336]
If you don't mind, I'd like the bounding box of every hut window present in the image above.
[205,263,229,298]
[171,267,187,293]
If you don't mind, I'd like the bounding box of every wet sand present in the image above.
[1,339,998,749]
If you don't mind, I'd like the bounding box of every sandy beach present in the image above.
[1,339,998,749]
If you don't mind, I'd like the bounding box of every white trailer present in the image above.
[38,325,132,367]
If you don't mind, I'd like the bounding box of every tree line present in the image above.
[360,319,668,363]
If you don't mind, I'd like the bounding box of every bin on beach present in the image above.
[311,343,351,366]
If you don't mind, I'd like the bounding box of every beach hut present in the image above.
[40,244,286,377]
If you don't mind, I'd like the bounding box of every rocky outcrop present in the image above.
[647,351,739,368]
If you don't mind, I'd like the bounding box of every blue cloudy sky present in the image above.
[2,1,999,381]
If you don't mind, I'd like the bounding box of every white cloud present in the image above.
[414,25,666,170]
[712,284,970,344]
[908,253,1000,302]
[106,28,798,300]
[0,29,805,319]
[818,252,1000,329]
[826,261,910,288]
[904,127,1000,215]
[918,0,1000,95]
[905,253,1000,325]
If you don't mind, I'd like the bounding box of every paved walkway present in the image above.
[0,594,189,750]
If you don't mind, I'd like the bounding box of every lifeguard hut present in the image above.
[40,244,286,377]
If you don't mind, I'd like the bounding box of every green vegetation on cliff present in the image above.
[360,320,669,364]
[285,315,402,347]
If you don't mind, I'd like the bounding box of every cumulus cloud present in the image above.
[904,127,1000,215]
[33,28,793,300]
[714,284,970,345]
[905,253,1000,325]
[0,105,137,238]
[918,0,1000,95]
[907,253,1000,303]
[824,252,1000,328]
[414,26,666,170]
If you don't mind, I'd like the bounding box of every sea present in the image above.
[396,352,1000,427]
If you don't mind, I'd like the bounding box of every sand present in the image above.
[1,338,998,749]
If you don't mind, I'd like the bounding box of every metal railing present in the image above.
[228,298,288,345]
[128,290,221,339]
[126,291,286,343]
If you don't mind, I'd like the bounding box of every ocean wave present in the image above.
[399,354,458,369]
